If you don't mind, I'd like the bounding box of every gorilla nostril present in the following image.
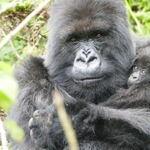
[88,57,97,63]
[77,58,86,63]
[132,75,137,79]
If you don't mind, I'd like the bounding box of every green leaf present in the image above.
[0,62,13,74]
[0,46,13,60]
[39,39,46,49]
[0,72,18,112]
[0,91,12,112]
[5,120,24,142]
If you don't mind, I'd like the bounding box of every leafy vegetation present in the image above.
[124,0,150,35]
[0,0,49,64]
[0,0,50,147]
[0,63,17,112]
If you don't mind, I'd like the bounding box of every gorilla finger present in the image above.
[33,110,41,117]
[29,118,34,129]
[29,117,42,129]
[30,128,42,140]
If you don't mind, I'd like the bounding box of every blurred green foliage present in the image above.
[0,62,17,112]
[0,0,48,145]
[5,119,24,142]
[0,62,24,145]
[124,0,150,35]
[0,0,49,64]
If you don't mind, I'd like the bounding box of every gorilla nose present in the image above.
[132,72,139,81]
[76,50,100,66]
[73,49,101,75]
[82,50,91,57]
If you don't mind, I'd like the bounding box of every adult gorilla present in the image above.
[8,0,150,150]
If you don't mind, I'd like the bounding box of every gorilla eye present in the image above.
[142,70,147,75]
[70,37,77,42]
[133,66,138,71]
[96,33,101,38]
[67,34,79,43]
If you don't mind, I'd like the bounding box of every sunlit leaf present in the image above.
[0,62,13,74]
[0,46,13,60]
[0,72,18,102]
[0,72,18,111]
[5,120,24,142]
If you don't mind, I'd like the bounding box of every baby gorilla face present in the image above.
[128,48,150,86]
[128,65,147,86]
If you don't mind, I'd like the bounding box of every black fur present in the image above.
[8,0,150,150]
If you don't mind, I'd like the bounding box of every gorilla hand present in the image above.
[29,109,53,148]
[29,106,66,149]
[28,99,88,149]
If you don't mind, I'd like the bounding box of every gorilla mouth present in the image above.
[74,77,102,84]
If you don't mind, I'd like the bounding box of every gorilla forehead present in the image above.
[59,19,111,40]
[135,47,150,65]
[50,0,127,29]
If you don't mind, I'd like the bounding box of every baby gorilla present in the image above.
[104,46,150,110]
[90,46,150,149]
[29,47,150,150]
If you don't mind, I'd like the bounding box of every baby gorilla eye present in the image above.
[142,70,147,75]
[133,66,138,71]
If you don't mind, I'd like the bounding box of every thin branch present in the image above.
[1,30,20,60]
[0,118,8,150]
[0,0,17,15]
[53,91,79,150]
[0,0,52,50]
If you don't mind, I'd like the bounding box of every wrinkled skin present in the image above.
[8,0,150,150]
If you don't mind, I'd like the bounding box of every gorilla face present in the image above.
[45,0,135,102]
[128,47,150,86]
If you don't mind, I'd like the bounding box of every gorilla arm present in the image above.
[73,103,150,135]
[29,85,150,148]
[8,57,55,150]
[29,90,150,149]
[58,86,150,136]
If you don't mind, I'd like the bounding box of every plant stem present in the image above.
[53,91,79,150]
[0,118,8,150]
